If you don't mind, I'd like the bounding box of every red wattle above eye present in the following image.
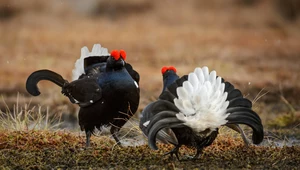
[161,66,177,74]
[120,50,126,60]
[161,66,168,74]
[168,66,177,73]
[111,50,120,60]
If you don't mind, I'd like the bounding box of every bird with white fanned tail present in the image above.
[140,66,264,160]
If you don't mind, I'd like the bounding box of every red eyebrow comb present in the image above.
[168,66,177,73]
[161,66,168,74]
[161,66,177,74]
[110,50,120,60]
[120,50,126,60]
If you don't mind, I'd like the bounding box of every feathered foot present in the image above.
[110,126,122,146]
[85,130,92,148]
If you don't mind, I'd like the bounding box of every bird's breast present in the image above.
[98,70,138,91]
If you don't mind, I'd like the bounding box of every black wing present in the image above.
[125,63,140,85]
[62,76,102,107]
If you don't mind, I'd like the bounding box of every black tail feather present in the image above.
[227,89,242,101]
[140,100,180,146]
[146,110,178,134]
[226,107,264,144]
[223,80,235,93]
[148,117,185,150]
[26,69,68,96]
[140,100,179,139]
[227,107,262,121]
[158,90,177,102]
[228,98,252,108]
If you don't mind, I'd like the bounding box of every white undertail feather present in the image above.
[174,66,230,133]
[72,44,110,80]
[143,120,150,127]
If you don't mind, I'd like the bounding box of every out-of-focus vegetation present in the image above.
[0,0,300,169]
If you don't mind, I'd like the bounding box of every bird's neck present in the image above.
[162,74,179,92]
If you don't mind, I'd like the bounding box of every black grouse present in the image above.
[26,44,140,147]
[140,66,264,160]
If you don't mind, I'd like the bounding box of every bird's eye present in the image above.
[110,50,120,60]
[120,50,126,60]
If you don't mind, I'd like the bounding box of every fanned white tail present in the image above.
[72,44,110,80]
[174,66,230,132]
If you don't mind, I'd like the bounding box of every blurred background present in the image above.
[0,0,299,130]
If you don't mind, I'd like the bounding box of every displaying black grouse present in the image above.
[140,66,264,160]
[26,44,140,147]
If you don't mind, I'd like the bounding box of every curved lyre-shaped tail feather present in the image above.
[147,111,185,150]
[223,80,263,144]
[225,107,264,144]
[139,100,180,148]
[26,69,68,96]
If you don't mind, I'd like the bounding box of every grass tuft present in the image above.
[0,94,62,131]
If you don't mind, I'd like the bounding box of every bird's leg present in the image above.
[192,147,203,160]
[85,130,92,147]
[226,124,250,145]
[110,126,122,146]
[236,124,250,146]
[110,115,130,146]
[164,145,180,161]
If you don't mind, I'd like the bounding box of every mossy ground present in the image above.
[0,130,299,169]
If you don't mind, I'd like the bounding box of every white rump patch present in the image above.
[174,66,229,133]
[72,44,109,80]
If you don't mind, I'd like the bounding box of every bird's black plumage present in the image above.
[140,66,179,145]
[26,47,140,147]
[140,66,264,160]
[26,69,68,96]
[75,54,140,146]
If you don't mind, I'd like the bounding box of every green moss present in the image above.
[267,96,300,128]
[268,113,300,128]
